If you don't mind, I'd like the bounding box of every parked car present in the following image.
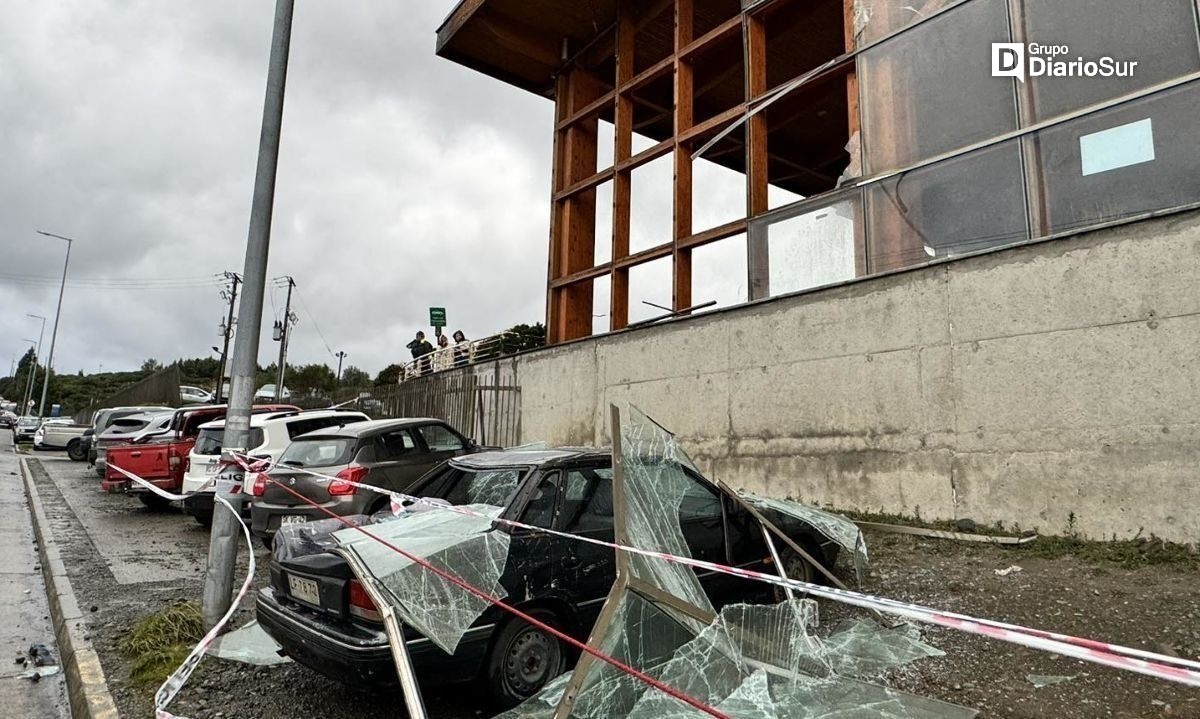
[89,406,173,466]
[102,404,300,508]
[13,416,41,444]
[182,408,369,526]
[0,410,17,430]
[254,384,292,401]
[249,418,481,546]
[180,386,214,404]
[93,411,176,477]
[35,421,90,458]
[256,447,842,708]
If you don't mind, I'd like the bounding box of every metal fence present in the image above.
[72,365,181,424]
[324,372,522,448]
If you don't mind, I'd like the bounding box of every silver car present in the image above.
[93,410,175,477]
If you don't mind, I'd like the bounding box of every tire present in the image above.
[67,439,86,462]
[483,610,567,709]
[138,493,173,511]
[773,544,817,603]
[192,512,213,529]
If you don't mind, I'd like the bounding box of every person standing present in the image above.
[406,331,434,375]
[452,330,470,368]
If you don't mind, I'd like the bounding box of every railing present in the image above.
[399,332,513,382]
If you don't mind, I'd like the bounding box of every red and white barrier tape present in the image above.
[233,453,1200,688]
[107,463,258,719]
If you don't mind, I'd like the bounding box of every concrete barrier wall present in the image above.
[428,211,1200,543]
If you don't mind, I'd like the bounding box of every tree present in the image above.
[141,358,163,373]
[341,366,370,387]
[499,323,547,354]
[374,364,404,386]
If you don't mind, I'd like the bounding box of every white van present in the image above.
[181,408,368,526]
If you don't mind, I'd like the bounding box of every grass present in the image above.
[840,508,1200,570]
[121,602,205,685]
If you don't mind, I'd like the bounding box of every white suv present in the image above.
[181,409,368,527]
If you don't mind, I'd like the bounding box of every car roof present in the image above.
[288,417,447,439]
[452,447,610,470]
[197,408,369,430]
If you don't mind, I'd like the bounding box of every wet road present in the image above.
[0,432,71,718]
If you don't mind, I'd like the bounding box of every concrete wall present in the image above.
[435,211,1200,543]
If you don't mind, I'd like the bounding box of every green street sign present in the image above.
[429,307,447,328]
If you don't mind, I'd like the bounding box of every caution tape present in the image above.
[106,463,258,719]
[233,453,1200,688]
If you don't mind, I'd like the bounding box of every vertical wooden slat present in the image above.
[546,72,571,344]
[745,12,770,300]
[844,0,868,277]
[672,0,694,312]
[611,1,635,331]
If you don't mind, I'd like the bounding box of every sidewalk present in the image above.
[0,434,70,718]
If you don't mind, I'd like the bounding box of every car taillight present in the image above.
[329,465,367,496]
[183,456,191,473]
[250,473,268,497]
[347,579,381,623]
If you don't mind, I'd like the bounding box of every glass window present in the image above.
[1032,80,1200,235]
[678,474,723,522]
[758,196,862,297]
[865,139,1028,272]
[377,429,417,460]
[853,0,967,46]
[1020,0,1200,123]
[441,469,524,507]
[277,437,357,468]
[558,468,615,534]
[417,424,465,452]
[519,475,560,529]
[860,0,1017,173]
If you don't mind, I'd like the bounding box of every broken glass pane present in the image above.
[334,505,510,654]
[745,496,869,584]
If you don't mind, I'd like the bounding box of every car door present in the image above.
[674,471,741,603]
[550,466,617,629]
[367,427,432,495]
[500,471,561,611]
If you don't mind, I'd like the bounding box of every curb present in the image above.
[21,457,121,719]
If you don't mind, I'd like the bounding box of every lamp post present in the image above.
[34,231,75,417]
[335,350,347,386]
[25,313,46,415]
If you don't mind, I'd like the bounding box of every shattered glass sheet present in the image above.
[852,0,960,45]
[499,405,975,719]
[209,620,291,667]
[334,504,510,654]
[621,407,715,617]
[273,514,372,562]
[745,496,870,585]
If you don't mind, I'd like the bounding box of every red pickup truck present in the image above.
[103,404,298,507]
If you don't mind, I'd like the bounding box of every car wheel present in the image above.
[484,610,566,709]
[67,440,86,462]
[138,493,173,511]
[192,512,213,529]
[773,544,817,603]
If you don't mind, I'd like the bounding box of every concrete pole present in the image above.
[25,314,46,414]
[34,233,73,418]
[216,273,240,403]
[202,0,294,629]
[21,340,37,413]
[275,277,294,400]
[335,351,346,385]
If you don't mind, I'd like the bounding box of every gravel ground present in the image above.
[26,455,1200,719]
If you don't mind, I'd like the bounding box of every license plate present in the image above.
[205,462,220,475]
[287,575,321,607]
[280,515,307,527]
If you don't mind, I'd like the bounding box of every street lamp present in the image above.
[25,313,46,415]
[34,231,75,417]
[20,339,37,415]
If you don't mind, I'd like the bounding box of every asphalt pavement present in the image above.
[0,432,71,718]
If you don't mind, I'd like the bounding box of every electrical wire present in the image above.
[294,286,337,359]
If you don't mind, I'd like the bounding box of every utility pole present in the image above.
[25,314,46,413]
[215,272,241,403]
[34,232,74,418]
[273,276,295,401]
[203,0,294,630]
[335,350,347,386]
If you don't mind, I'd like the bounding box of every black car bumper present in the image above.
[255,587,491,689]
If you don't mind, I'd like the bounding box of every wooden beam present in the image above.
[622,55,673,93]
[617,137,673,173]
[673,0,694,313]
[555,91,616,132]
[550,262,613,289]
[612,1,636,331]
[614,242,674,270]
[746,12,769,299]
[678,218,748,250]
[553,167,616,203]
[679,15,741,59]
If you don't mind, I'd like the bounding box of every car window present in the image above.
[417,424,465,452]
[438,469,524,507]
[376,429,417,460]
[678,474,722,522]
[519,474,560,529]
[278,437,357,468]
[558,468,614,535]
[286,416,355,440]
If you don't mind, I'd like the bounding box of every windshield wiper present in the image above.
[282,460,305,467]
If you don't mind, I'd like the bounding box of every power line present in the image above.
[0,271,226,290]
[294,286,337,359]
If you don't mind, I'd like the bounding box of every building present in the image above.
[433,0,1200,542]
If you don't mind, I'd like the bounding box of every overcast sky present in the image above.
[0,1,748,380]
